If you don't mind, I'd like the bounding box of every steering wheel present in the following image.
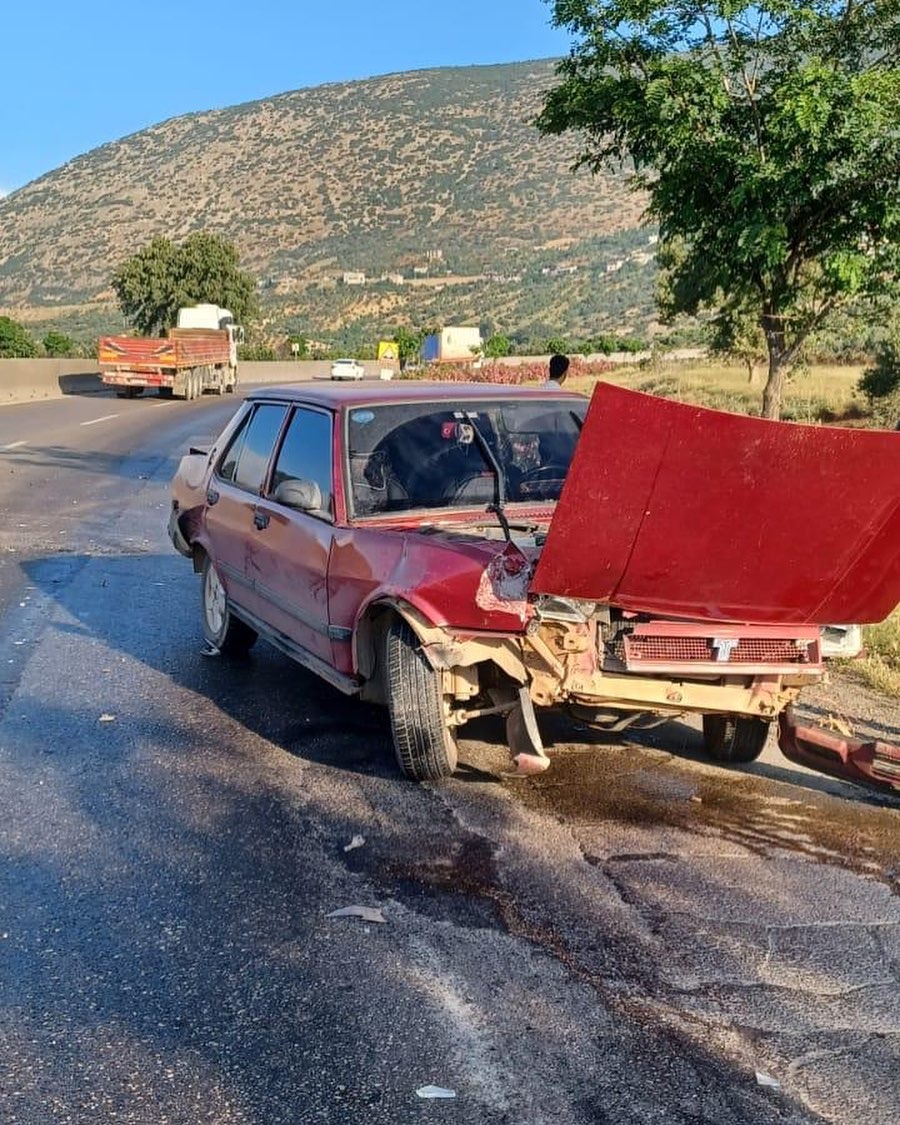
[517,463,568,499]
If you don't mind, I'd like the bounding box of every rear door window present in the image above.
[218,403,287,494]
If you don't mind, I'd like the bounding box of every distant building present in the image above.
[541,263,579,277]
[605,259,625,274]
[385,272,405,285]
[425,249,444,262]
[412,265,429,276]
[342,270,366,286]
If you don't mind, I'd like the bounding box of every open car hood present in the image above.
[530,384,900,624]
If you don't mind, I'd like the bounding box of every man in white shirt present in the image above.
[543,353,570,387]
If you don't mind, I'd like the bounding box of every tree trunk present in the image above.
[747,359,761,386]
[761,315,789,420]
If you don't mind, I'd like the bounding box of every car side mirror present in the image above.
[273,478,323,512]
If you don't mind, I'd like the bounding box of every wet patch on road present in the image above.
[513,741,900,893]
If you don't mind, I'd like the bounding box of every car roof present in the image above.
[247,380,586,409]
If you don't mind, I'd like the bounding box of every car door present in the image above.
[204,402,288,619]
[248,405,339,665]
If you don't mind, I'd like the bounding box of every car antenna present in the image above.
[462,411,512,543]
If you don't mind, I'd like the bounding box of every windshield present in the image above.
[346,397,586,516]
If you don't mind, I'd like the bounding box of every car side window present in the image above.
[218,404,287,494]
[270,407,333,516]
[217,411,251,484]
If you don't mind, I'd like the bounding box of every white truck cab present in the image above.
[176,304,243,367]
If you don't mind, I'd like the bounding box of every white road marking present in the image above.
[80,413,120,427]
[150,400,175,408]
[1,440,27,450]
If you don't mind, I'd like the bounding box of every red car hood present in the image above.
[530,384,900,624]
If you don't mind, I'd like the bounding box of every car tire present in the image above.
[384,618,458,781]
[702,714,770,764]
[200,556,257,657]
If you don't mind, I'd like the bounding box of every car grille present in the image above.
[613,623,822,672]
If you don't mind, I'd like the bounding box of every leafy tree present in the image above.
[539,1,900,418]
[0,316,38,358]
[859,319,900,426]
[483,334,511,359]
[111,232,258,337]
[42,330,76,357]
[393,326,426,368]
[708,306,769,387]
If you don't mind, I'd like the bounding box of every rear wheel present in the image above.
[384,618,458,781]
[702,714,770,764]
[200,556,257,656]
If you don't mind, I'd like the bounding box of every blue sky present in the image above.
[0,0,571,194]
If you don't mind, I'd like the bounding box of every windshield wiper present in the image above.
[462,411,512,543]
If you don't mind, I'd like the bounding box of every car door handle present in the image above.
[254,510,270,531]
[206,487,220,506]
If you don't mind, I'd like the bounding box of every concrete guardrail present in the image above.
[1,350,707,407]
[0,358,401,406]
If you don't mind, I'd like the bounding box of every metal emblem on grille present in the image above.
[712,638,739,662]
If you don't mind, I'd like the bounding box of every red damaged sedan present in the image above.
[169,381,900,793]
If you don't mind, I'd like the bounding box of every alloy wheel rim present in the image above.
[204,565,226,635]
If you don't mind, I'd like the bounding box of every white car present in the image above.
[330,358,366,380]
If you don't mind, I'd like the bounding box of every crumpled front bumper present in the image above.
[778,706,900,795]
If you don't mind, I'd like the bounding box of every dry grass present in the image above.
[853,611,900,698]
[568,359,866,421]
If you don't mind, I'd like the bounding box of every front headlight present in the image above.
[820,624,863,660]
[534,596,599,624]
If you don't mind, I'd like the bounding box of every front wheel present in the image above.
[702,714,771,764]
[200,556,257,656]
[384,618,458,781]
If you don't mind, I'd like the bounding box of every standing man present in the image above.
[543,353,570,388]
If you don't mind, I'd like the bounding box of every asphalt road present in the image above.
[1,387,899,1124]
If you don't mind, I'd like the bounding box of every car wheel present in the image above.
[384,618,458,781]
[200,556,257,656]
[702,714,770,763]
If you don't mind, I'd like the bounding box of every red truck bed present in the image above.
[98,328,230,373]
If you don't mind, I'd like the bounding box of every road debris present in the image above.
[416,1086,456,1100]
[343,835,366,852]
[755,1071,780,1089]
[326,906,386,924]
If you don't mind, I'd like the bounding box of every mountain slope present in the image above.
[0,60,654,338]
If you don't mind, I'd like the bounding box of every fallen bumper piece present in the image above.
[778,706,900,795]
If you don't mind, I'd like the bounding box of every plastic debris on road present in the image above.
[343,835,366,852]
[326,906,386,924]
[755,1072,781,1089]
[416,1086,457,1100]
